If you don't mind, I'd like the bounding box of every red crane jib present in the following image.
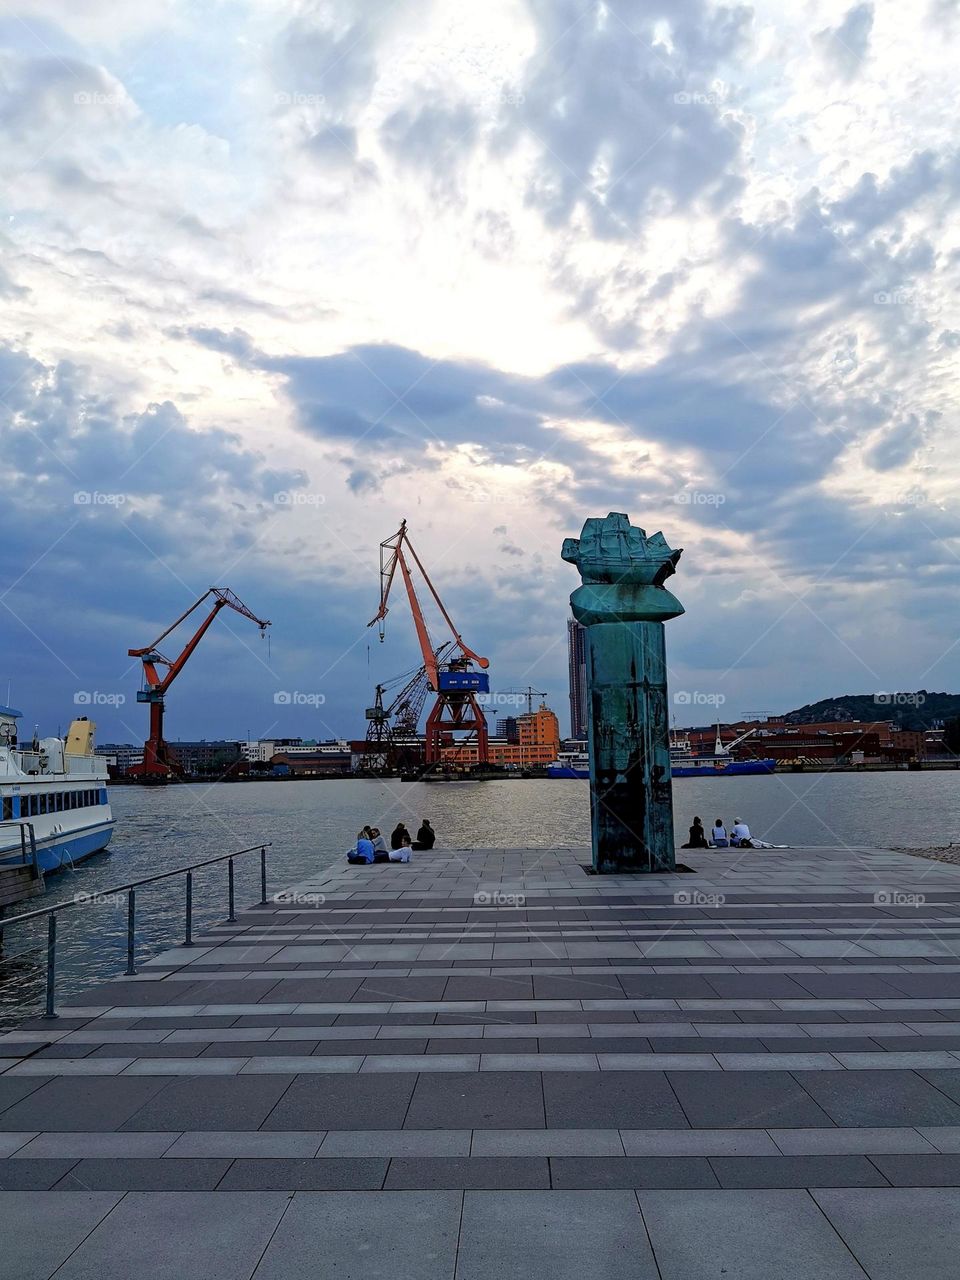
[127,587,270,780]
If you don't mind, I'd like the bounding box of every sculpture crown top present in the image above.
[562,512,682,587]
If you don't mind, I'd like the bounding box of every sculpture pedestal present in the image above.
[563,513,684,875]
[583,621,674,873]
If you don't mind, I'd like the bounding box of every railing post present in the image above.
[184,870,193,946]
[44,914,58,1018]
[260,847,267,904]
[227,858,236,922]
[125,889,137,975]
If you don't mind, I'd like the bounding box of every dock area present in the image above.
[4,843,960,1277]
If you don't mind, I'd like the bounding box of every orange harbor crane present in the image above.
[368,520,490,767]
[128,587,270,781]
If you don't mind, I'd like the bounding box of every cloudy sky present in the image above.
[1,0,958,746]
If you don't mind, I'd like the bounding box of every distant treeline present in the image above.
[783,692,960,733]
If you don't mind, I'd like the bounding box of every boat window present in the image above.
[2,797,11,821]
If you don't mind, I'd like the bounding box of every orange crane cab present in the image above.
[368,521,490,768]
[128,587,270,781]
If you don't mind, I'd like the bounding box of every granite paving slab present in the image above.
[6,844,960,1276]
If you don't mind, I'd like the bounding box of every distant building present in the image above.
[685,719,925,766]
[271,749,352,777]
[95,743,143,775]
[567,617,587,739]
[167,740,241,776]
[440,703,561,768]
[495,716,519,742]
[241,738,303,763]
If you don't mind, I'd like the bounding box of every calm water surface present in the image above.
[1,771,958,1020]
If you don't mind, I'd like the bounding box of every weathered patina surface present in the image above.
[562,512,683,873]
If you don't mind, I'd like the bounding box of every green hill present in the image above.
[783,692,960,733]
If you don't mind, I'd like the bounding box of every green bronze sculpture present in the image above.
[562,513,684,873]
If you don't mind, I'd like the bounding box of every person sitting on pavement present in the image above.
[347,831,375,864]
[391,822,412,850]
[731,817,753,848]
[413,819,436,850]
[388,841,413,863]
[682,816,710,849]
[711,819,728,848]
[369,827,390,862]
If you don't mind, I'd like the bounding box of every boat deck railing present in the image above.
[0,842,272,1018]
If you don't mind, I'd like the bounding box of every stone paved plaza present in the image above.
[4,843,960,1277]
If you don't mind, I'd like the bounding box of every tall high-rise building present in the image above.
[567,617,587,740]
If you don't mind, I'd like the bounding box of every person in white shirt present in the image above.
[711,819,728,847]
[731,818,752,847]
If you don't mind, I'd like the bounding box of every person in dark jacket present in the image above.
[413,819,435,850]
[391,822,412,850]
[682,816,709,849]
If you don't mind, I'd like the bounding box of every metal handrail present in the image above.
[0,820,43,877]
[0,842,272,1019]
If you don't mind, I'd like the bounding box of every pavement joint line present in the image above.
[8,1050,960,1075]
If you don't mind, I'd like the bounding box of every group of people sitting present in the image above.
[683,816,756,849]
[347,818,435,865]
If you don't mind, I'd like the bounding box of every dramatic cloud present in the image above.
[1,0,959,739]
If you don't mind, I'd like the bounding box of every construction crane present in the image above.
[368,520,490,767]
[496,687,548,717]
[714,725,760,757]
[128,587,270,781]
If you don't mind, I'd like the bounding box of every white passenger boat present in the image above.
[0,705,114,874]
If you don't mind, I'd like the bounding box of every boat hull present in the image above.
[549,758,777,779]
[0,820,113,874]
[671,758,777,778]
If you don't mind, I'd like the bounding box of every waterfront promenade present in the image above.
[4,844,960,1277]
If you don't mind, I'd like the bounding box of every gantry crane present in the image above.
[128,587,270,781]
[368,521,490,766]
[360,643,455,774]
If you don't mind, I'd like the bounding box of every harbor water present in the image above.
[1,771,958,1021]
